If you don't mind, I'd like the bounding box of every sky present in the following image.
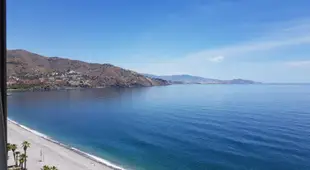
[7,0,310,83]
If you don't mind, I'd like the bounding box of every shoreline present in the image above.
[8,118,127,170]
[7,84,168,92]
[7,86,100,92]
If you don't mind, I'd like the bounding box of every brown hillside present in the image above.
[7,49,169,88]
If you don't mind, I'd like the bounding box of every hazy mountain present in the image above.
[143,74,221,83]
[222,79,258,84]
[143,74,260,84]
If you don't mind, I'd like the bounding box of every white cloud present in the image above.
[136,31,310,75]
[184,36,310,62]
[286,60,310,67]
[131,18,310,78]
[208,55,224,62]
[170,19,310,66]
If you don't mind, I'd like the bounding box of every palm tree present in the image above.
[15,151,21,167]
[19,153,27,169]
[7,143,12,151]
[41,165,58,170]
[50,166,58,170]
[7,143,12,160]
[19,158,25,169]
[22,141,30,169]
[22,141,31,155]
[11,144,17,165]
[41,165,50,170]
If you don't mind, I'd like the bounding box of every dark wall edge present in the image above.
[0,0,7,169]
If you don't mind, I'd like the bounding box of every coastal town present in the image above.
[7,69,94,90]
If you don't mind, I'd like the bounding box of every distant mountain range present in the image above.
[143,74,260,84]
[6,49,260,91]
[7,49,169,90]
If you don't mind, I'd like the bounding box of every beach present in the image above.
[7,119,125,170]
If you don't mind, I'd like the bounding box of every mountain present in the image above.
[143,74,260,84]
[144,74,222,84]
[222,79,258,84]
[7,49,169,90]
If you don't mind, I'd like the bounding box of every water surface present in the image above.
[8,85,310,170]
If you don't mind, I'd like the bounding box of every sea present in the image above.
[7,84,310,170]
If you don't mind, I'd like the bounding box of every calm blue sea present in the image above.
[8,85,310,170]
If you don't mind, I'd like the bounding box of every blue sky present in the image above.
[7,0,310,83]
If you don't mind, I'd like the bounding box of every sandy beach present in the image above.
[7,119,124,170]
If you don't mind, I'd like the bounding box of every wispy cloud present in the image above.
[286,60,310,67]
[184,36,310,62]
[167,19,310,65]
[208,56,224,62]
[131,18,310,80]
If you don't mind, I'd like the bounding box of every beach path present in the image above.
[7,120,115,170]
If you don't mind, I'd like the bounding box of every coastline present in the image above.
[7,87,95,92]
[7,118,127,170]
[6,84,169,92]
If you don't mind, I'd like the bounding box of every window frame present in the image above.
[0,0,7,169]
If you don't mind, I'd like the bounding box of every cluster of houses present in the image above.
[7,70,93,89]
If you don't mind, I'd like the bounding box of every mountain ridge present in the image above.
[143,74,260,84]
[6,49,260,91]
[7,49,169,90]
